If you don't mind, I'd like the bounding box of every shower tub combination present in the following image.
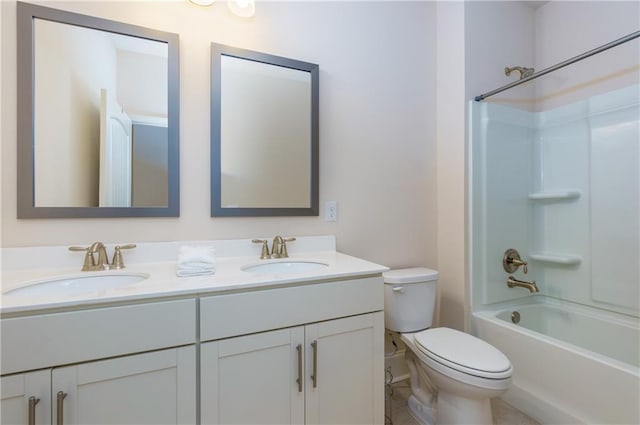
[470,27,640,425]
[473,300,639,424]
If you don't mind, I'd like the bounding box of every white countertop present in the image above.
[1,236,388,316]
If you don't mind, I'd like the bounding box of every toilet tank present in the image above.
[383,267,438,333]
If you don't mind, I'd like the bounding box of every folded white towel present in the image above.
[176,245,216,277]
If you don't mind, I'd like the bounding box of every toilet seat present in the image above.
[414,328,512,380]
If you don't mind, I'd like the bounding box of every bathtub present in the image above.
[473,299,640,424]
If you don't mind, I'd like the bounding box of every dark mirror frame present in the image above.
[211,43,319,217]
[16,2,180,218]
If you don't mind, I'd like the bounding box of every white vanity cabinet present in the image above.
[53,346,195,425]
[1,370,51,425]
[1,239,387,425]
[1,347,195,425]
[199,276,385,425]
[201,327,306,424]
[304,313,383,424]
[1,299,197,425]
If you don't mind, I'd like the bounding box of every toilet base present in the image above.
[436,390,493,425]
[407,394,435,425]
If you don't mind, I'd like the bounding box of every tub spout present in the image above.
[507,276,539,293]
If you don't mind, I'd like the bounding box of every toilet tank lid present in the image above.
[383,267,438,284]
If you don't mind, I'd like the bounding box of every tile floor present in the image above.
[387,382,540,425]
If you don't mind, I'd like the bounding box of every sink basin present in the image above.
[2,272,149,297]
[242,260,329,275]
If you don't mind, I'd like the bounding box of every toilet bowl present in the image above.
[384,268,512,425]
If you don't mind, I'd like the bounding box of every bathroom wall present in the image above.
[0,1,438,271]
[431,0,535,330]
[427,0,537,330]
[534,1,640,110]
[436,1,468,330]
[464,1,536,106]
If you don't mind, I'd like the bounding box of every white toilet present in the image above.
[384,268,512,425]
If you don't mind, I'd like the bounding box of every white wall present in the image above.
[430,0,535,330]
[465,1,536,107]
[117,49,168,118]
[1,1,438,273]
[436,1,467,331]
[534,1,640,110]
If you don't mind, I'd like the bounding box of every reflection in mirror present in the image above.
[211,44,319,217]
[17,2,180,218]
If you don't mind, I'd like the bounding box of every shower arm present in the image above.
[475,30,640,101]
[504,66,535,80]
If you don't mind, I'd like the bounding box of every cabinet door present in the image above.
[52,346,195,425]
[1,370,51,425]
[305,312,384,425]
[201,327,305,425]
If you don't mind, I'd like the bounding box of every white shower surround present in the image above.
[471,84,639,317]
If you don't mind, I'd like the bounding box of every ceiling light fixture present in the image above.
[227,0,255,18]
[189,0,216,6]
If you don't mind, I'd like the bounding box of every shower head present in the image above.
[504,66,535,80]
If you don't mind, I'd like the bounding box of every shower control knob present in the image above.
[503,248,528,274]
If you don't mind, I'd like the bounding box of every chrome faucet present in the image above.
[69,242,136,271]
[507,276,539,293]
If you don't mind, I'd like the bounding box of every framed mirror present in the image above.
[17,2,180,218]
[211,43,319,217]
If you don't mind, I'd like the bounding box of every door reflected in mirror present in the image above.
[17,2,180,218]
[34,18,168,208]
[211,44,319,217]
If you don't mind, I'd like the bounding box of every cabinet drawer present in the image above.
[1,299,196,375]
[200,276,383,341]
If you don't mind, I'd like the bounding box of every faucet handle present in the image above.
[252,239,270,260]
[111,244,137,269]
[503,248,528,274]
[69,245,94,271]
[280,237,296,258]
[68,246,89,251]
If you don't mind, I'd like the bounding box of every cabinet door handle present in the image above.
[310,340,318,388]
[296,344,303,392]
[28,396,40,425]
[56,391,67,425]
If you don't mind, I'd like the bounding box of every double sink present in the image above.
[2,260,329,298]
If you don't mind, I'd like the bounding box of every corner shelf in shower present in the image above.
[529,252,582,265]
[528,190,581,201]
